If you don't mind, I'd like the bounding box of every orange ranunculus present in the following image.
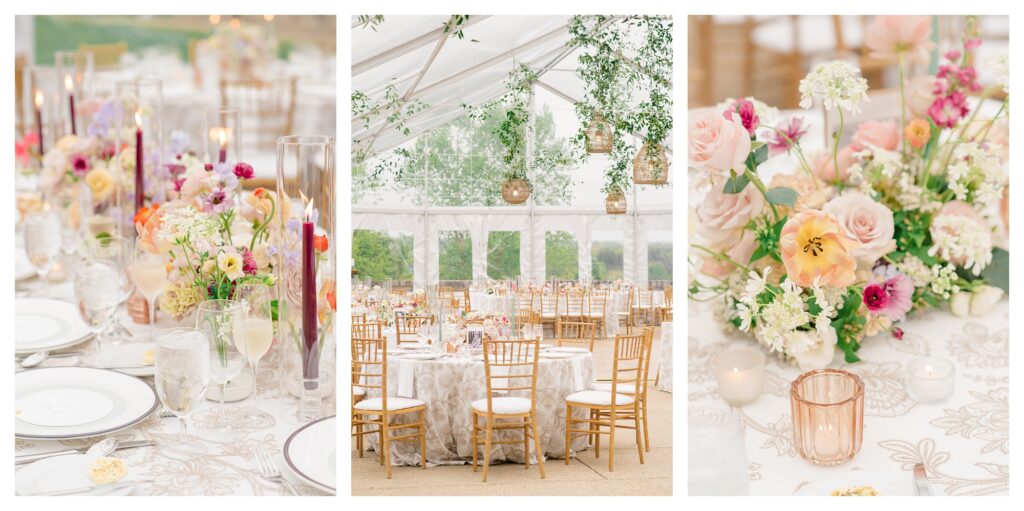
[779,209,859,288]
[134,203,160,228]
[905,118,931,150]
[313,234,329,253]
[136,203,175,254]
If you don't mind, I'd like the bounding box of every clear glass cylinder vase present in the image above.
[55,50,94,138]
[275,135,335,421]
[114,79,163,239]
[790,368,865,466]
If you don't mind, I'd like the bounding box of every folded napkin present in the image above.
[570,356,585,392]
[397,359,416,398]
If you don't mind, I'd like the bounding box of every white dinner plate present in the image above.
[540,352,575,359]
[15,298,93,354]
[85,342,157,377]
[283,415,336,494]
[550,347,590,353]
[15,367,159,440]
[15,454,137,496]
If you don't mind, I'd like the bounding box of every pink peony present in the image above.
[689,110,752,184]
[851,119,899,151]
[723,98,760,136]
[865,15,934,63]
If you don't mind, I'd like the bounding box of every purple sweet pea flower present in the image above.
[203,186,235,213]
[213,162,239,190]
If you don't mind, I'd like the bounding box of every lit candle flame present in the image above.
[134,110,143,129]
[64,75,74,93]
[300,191,314,221]
[218,128,228,146]
[34,89,43,107]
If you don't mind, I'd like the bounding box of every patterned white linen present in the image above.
[657,322,673,392]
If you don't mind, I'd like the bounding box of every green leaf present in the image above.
[921,117,942,161]
[723,173,750,193]
[764,187,798,206]
[748,246,768,264]
[980,248,1010,293]
[841,341,862,363]
[745,141,769,170]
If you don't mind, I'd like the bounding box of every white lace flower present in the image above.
[897,254,933,288]
[928,215,994,275]
[742,266,772,303]
[987,52,1009,94]
[799,61,870,114]
[930,263,962,299]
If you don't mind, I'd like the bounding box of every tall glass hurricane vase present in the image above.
[54,50,94,138]
[276,135,336,421]
[114,79,163,239]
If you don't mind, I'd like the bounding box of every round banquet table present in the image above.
[362,350,595,466]
[14,259,336,495]
[688,297,1008,496]
[469,291,506,314]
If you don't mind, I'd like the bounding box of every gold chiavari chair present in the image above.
[515,309,540,335]
[616,290,634,335]
[656,285,673,323]
[351,335,427,479]
[564,330,648,472]
[471,338,544,482]
[555,320,597,352]
[517,290,537,317]
[219,76,296,185]
[561,289,587,324]
[352,312,367,324]
[352,319,382,342]
[586,288,610,337]
[539,290,561,333]
[78,42,127,70]
[395,313,433,345]
[632,288,656,327]
[592,327,655,453]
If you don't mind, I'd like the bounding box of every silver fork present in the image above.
[255,444,299,496]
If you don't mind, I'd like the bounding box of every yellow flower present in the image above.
[779,209,858,287]
[217,250,245,280]
[84,167,116,202]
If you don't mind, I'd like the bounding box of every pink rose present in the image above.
[905,75,937,118]
[689,110,752,184]
[822,191,896,263]
[812,146,858,183]
[852,119,899,151]
[696,180,765,246]
[700,230,756,278]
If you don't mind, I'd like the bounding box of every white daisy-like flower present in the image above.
[928,215,993,275]
[986,52,1009,94]
[798,60,870,114]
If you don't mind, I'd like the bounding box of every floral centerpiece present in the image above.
[688,16,1009,370]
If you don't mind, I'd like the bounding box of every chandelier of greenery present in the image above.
[569,15,673,192]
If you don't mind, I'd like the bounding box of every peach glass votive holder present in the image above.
[790,369,864,466]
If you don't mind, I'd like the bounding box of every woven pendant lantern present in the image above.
[501,178,530,205]
[605,191,627,215]
[633,142,669,185]
[585,113,613,153]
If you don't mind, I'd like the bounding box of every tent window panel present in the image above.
[591,237,624,282]
[648,231,673,283]
[439,230,472,282]
[351,229,413,283]
[545,231,578,280]
[486,231,520,279]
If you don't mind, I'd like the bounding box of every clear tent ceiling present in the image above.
[351,15,674,161]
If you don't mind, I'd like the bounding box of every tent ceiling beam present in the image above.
[352,15,492,76]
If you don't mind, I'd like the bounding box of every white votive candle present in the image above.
[906,356,955,403]
[713,349,766,405]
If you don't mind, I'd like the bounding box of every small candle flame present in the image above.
[134,110,143,128]
[218,128,228,146]
[34,89,43,107]
[64,75,74,92]
[731,367,739,373]
[300,190,314,221]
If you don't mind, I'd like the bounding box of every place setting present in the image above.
[687,14,1008,496]
[13,14,337,496]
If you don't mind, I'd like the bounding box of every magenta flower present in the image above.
[241,247,258,275]
[723,98,759,137]
[863,273,914,322]
[70,154,91,177]
[891,326,904,341]
[233,162,254,180]
[766,117,807,155]
[928,92,970,128]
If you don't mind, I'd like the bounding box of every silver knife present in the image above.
[29,479,153,496]
[15,440,155,465]
[913,463,933,496]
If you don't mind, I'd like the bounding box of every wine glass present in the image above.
[73,261,121,352]
[131,244,169,341]
[82,235,135,342]
[154,327,211,459]
[195,299,246,440]
[233,283,275,423]
[23,210,62,295]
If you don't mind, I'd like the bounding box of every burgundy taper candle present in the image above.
[65,76,76,135]
[134,111,144,211]
[302,202,318,380]
[34,90,44,155]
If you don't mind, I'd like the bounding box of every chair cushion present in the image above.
[566,390,635,406]
[590,382,637,394]
[471,397,532,415]
[352,386,366,397]
[353,397,424,411]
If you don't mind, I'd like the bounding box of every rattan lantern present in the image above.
[585,113,613,153]
[501,178,530,205]
[605,190,627,214]
[633,142,669,185]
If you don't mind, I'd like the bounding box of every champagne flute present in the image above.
[23,210,61,295]
[73,261,121,352]
[131,244,169,341]
[155,328,210,459]
[233,283,275,423]
[195,299,246,440]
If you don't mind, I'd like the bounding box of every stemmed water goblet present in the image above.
[154,327,211,459]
